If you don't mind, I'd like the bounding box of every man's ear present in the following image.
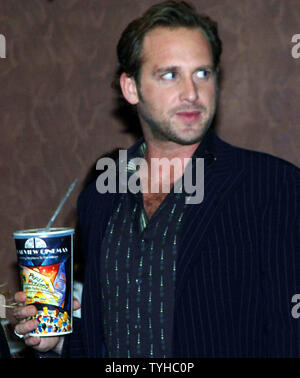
[120,73,139,105]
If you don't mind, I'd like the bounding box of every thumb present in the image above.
[73,298,81,311]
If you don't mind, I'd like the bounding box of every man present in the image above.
[14,1,299,357]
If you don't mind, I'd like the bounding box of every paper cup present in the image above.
[13,228,74,337]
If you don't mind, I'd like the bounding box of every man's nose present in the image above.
[179,77,199,103]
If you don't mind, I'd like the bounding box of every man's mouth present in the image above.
[175,111,201,123]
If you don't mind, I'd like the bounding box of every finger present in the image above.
[15,319,38,336]
[24,336,41,347]
[14,291,27,304]
[73,298,81,311]
[13,305,37,320]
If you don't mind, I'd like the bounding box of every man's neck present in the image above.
[138,138,201,196]
[144,139,200,162]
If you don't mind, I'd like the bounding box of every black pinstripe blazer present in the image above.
[64,131,300,358]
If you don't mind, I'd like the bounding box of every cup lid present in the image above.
[13,227,74,238]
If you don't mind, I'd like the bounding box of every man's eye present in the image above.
[161,72,177,80]
[195,70,211,79]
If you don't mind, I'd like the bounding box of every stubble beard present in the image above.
[136,88,218,146]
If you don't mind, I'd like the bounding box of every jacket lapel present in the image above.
[175,133,246,300]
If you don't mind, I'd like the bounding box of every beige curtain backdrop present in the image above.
[0,0,299,322]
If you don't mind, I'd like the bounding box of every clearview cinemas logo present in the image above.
[25,237,47,249]
[17,237,68,255]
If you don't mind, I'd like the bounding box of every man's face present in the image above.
[134,27,218,146]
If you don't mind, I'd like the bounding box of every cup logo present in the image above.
[24,237,47,249]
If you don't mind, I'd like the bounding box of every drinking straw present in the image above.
[45,178,78,230]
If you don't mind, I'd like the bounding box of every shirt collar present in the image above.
[126,127,216,173]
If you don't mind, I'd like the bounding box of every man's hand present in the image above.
[13,291,81,354]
